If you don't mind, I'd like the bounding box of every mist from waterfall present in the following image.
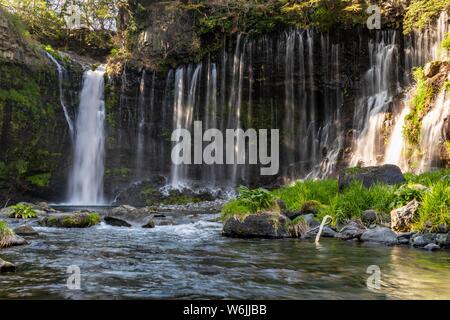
[68,66,106,205]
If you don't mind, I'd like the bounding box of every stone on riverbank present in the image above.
[338,164,405,191]
[142,219,156,228]
[108,205,151,224]
[360,226,398,245]
[223,213,289,239]
[436,234,450,248]
[391,200,419,232]
[424,243,440,251]
[335,221,365,240]
[0,258,16,273]
[13,225,39,237]
[362,210,378,225]
[39,212,100,228]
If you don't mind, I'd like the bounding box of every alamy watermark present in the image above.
[67,265,81,290]
[366,265,381,291]
[171,121,280,176]
[367,4,381,30]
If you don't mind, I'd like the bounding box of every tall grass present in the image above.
[412,181,450,232]
[0,220,14,248]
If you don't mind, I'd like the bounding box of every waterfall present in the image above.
[418,90,450,172]
[46,52,75,140]
[351,31,400,166]
[135,70,146,177]
[170,64,202,188]
[68,66,106,205]
[384,96,411,171]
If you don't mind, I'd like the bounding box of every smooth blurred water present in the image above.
[1,214,450,300]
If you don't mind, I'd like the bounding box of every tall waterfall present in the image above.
[351,31,400,166]
[135,70,146,177]
[46,52,75,140]
[68,66,106,205]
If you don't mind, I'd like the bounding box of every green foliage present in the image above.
[391,183,427,208]
[105,167,130,178]
[220,200,253,222]
[9,203,37,219]
[26,173,51,187]
[403,67,438,148]
[237,186,275,213]
[60,213,101,228]
[0,220,14,248]
[403,0,448,34]
[442,33,450,51]
[272,179,338,211]
[404,169,450,186]
[412,181,450,232]
[286,216,309,238]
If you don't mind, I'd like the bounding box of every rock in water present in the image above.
[39,212,100,228]
[424,243,440,251]
[142,219,156,228]
[108,205,152,224]
[360,227,398,245]
[338,165,405,190]
[391,200,419,232]
[104,216,131,227]
[223,213,289,239]
[436,234,450,248]
[13,225,39,237]
[0,258,16,273]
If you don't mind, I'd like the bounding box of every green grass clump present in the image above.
[286,216,309,238]
[0,220,14,248]
[404,169,450,186]
[412,181,450,232]
[9,203,37,219]
[271,179,338,211]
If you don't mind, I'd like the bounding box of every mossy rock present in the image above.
[39,212,101,228]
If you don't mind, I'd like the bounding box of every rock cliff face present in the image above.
[0,9,82,204]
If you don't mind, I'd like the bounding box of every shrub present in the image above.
[237,186,275,213]
[391,183,427,208]
[286,216,309,238]
[412,181,450,232]
[9,203,37,219]
[404,169,450,186]
[403,0,448,34]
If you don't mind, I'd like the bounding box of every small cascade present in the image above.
[46,52,75,139]
[418,89,450,172]
[135,70,146,177]
[68,66,107,205]
[351,31,400,166]
[383,95,411,171]
[406,11,450,70]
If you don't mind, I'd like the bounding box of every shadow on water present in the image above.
[1,214,450,299]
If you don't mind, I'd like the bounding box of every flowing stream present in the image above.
[1,214,450,299]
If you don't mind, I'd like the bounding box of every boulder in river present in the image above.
[390,200,419,232]
[0,258,16,273]
[338,164,405,190]
[424,243,440,251]
[13,225,39,237]
[223,213,289,239]
[360,226,398,245]
[436,234,450,248]
[104,216,131,227]
[108,205,151,224]
[411,233,437,247]
[39,212,101,228]
[142,219,156,228]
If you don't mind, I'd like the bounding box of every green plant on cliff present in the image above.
[236,186,275,213]
[403,67,438,147]
[26,173,51,188]
[9,203,37,219]
[403,0,449,34]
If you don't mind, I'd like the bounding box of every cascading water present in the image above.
[418,89,450,172]
[68,66,107,205]
[135,70,146,177]
[351,31,400,166]
[383,95,411,171]
[46,52,75,139]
